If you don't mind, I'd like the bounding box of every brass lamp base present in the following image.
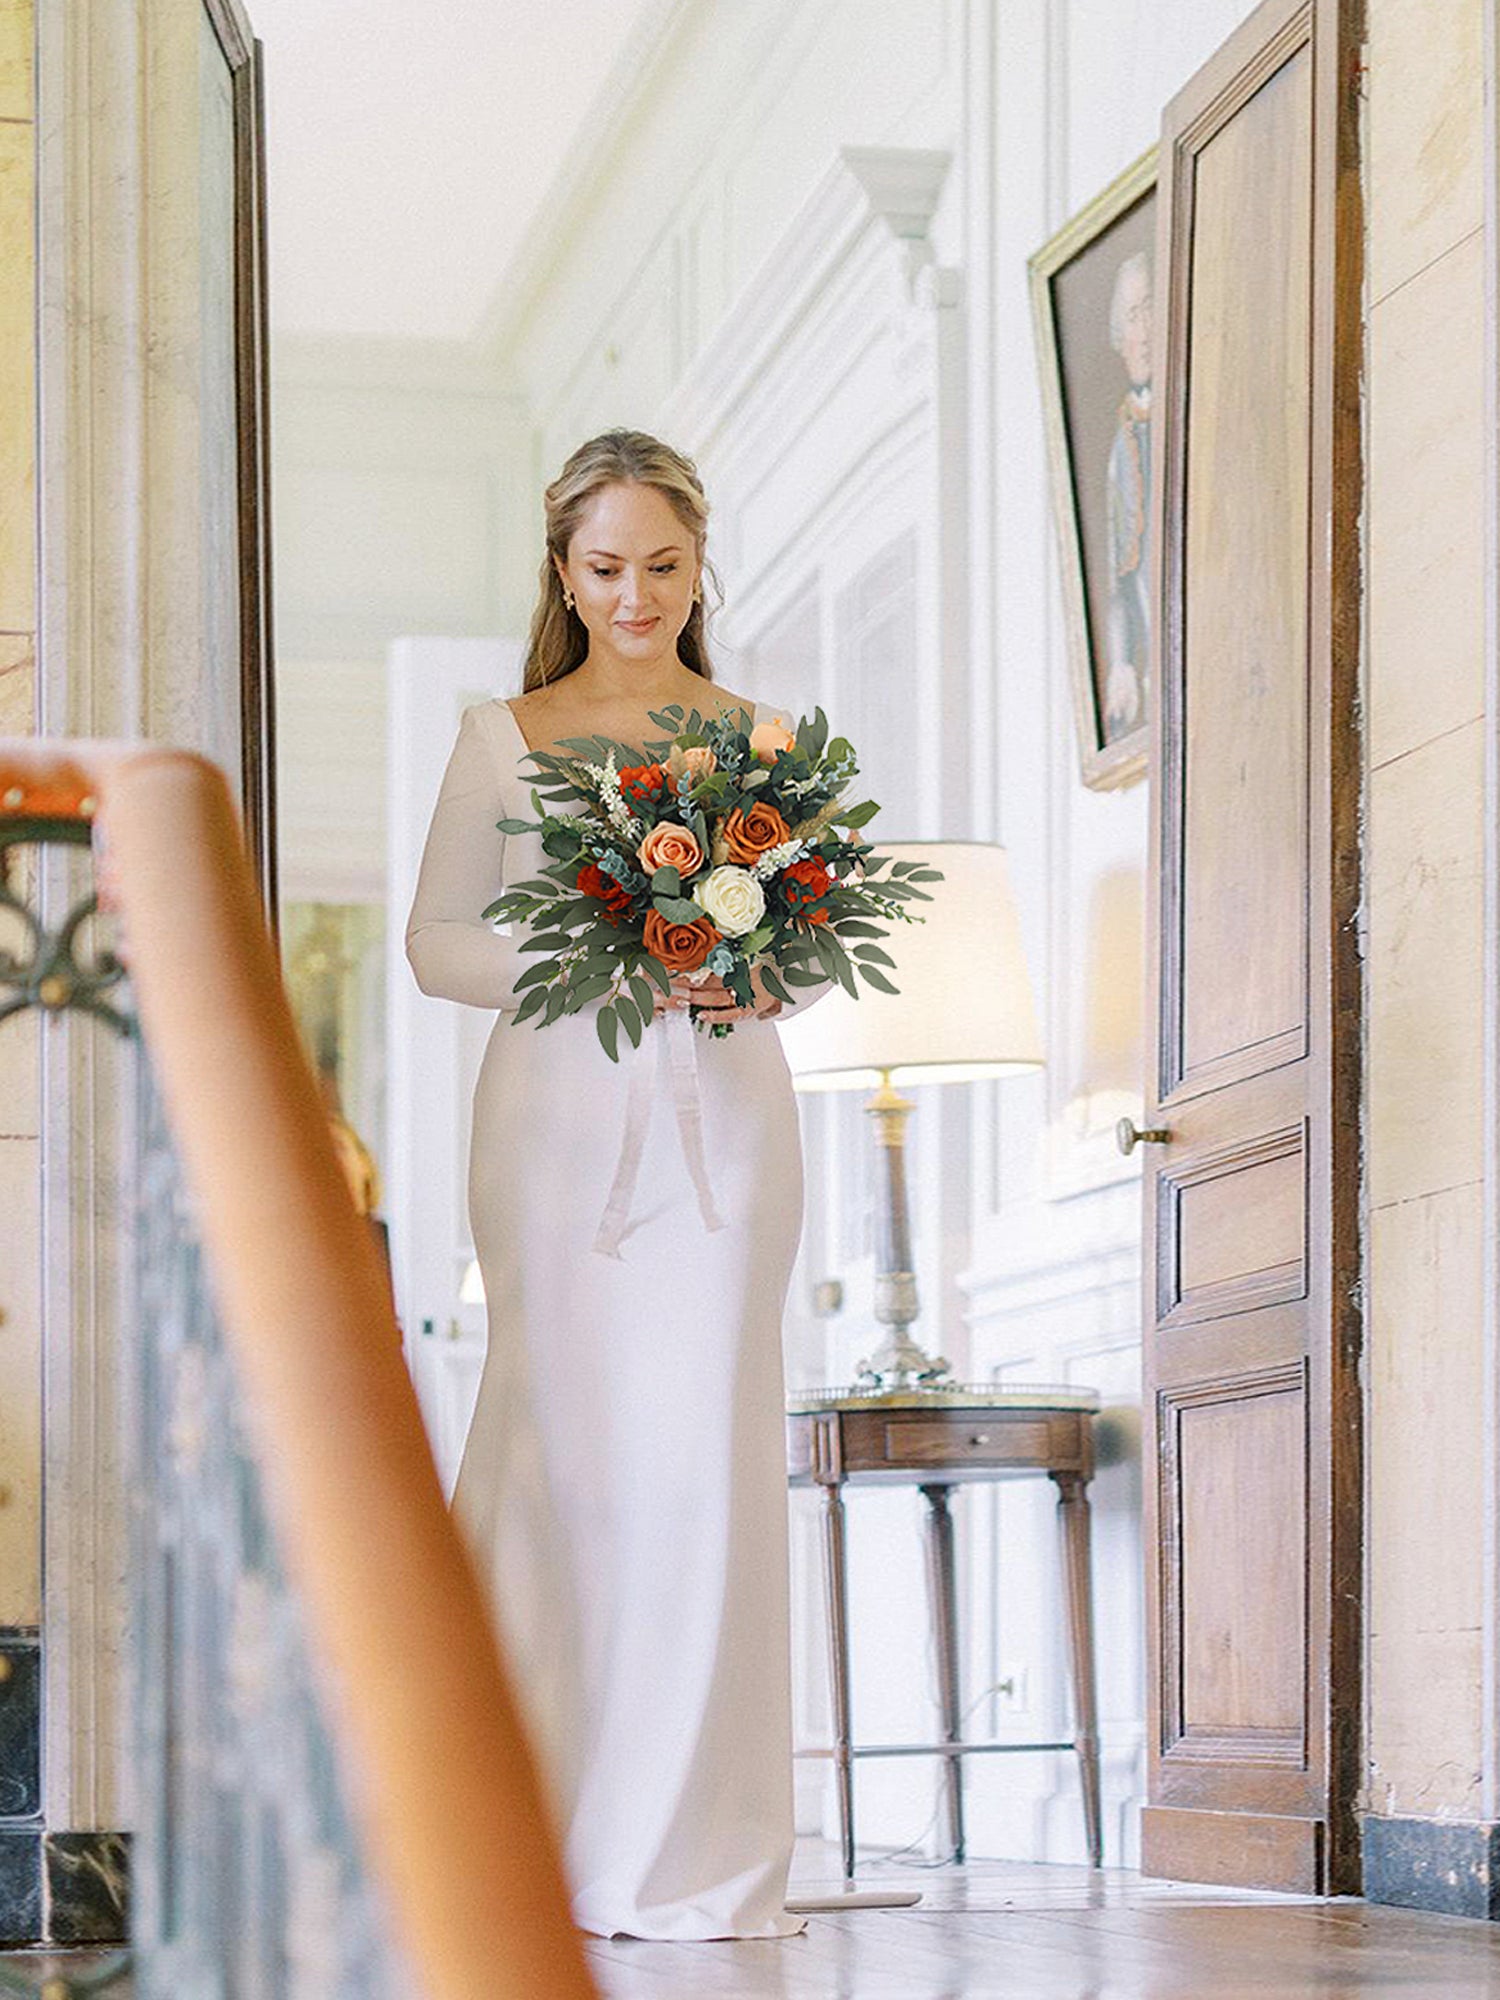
[854,1324,952,1393]
[857,1078,951,1392]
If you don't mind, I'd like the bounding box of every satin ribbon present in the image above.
[592,1005,727,1259]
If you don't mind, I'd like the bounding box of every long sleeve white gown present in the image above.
[405,693,833,1942]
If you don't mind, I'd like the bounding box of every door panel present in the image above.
[1178,47,1312,1088]
[1142,0,1362,1896]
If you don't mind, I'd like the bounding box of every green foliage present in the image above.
[596,1006,620,1061]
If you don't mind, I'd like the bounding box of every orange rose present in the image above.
[643,907,721,972]
[722,800,790,865]
[618,762,667,809]
[666,742,717,784]
[637,822,703,877]
[749,717,796,763]
[781,856,834,924]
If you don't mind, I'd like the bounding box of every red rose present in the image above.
[577,860,632,926]
[618,762,667,809]
[781,857,833,925]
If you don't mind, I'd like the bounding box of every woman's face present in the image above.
[556,481,701,669]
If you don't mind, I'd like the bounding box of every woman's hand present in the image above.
[652,963,783,1023]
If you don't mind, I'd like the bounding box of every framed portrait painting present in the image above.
[1029,149,1156,791]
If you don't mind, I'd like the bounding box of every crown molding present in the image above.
[654,144,953,452]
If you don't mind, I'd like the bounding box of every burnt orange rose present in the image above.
[643,907,721,972]
[722,800,790,865]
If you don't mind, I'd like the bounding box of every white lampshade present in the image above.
[776,840,1044,1091]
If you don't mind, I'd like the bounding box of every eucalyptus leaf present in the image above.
[543,987,569,1025]
[851,943,896,968]
[859,964,899,995]
[760,966,791,1006]
[654,895,706,924]
[651,865,682,896]
[629,975,656,1020]
[567,974,615,1006]
[513,961,555,990]
[596,1005,620,1061]
[638,955,673,996]
[838,800,880,829]
[616,994,643,1048]
[578,951,621,980]
[513,986,549,1025]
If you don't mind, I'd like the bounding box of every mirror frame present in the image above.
[204,0,277,919]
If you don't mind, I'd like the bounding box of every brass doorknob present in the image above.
[1116,1116,1172,1157]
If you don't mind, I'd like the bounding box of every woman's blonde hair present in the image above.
[522,429,721,692]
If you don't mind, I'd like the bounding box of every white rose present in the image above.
[694,864,766,937]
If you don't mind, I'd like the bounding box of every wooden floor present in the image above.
[584,1843,1500,1998]
[9,1846,1500,1996]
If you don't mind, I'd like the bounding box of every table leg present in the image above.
[919,1482,965,1863]
[1053,1471,1102,1867]
[820,1478,856,1881]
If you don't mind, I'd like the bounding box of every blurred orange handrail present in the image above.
[0,738,596,2000]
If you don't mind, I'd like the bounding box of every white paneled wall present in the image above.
[273,0,1267,1865]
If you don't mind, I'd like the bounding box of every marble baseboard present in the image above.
[1362,1813,1500,1919]
[0,1830,129,1948]
[0,1630,39,1820]
[0,1830,41,1947]
[45,1831,129,1944]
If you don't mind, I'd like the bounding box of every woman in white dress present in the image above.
[405,431,834,1942]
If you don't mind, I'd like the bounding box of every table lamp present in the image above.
[777,840,1043,1391]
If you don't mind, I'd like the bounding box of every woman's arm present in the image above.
[405,703,531,1012]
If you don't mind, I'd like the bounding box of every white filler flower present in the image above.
[694,864,766,937]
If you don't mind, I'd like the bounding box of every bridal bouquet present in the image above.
[483,702,940,1060]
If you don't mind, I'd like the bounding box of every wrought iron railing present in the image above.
[0,743,594,2000]
[2,786,404,1997]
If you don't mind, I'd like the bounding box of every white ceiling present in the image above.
[248,0,664,343]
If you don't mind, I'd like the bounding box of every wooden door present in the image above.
[1140,0,1362,1895]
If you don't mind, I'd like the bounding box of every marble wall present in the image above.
[0,0,43,1947]
[1363,0,1491,1824]
[0,0,38,1636]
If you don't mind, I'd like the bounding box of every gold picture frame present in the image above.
[1029,148,1157,791]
